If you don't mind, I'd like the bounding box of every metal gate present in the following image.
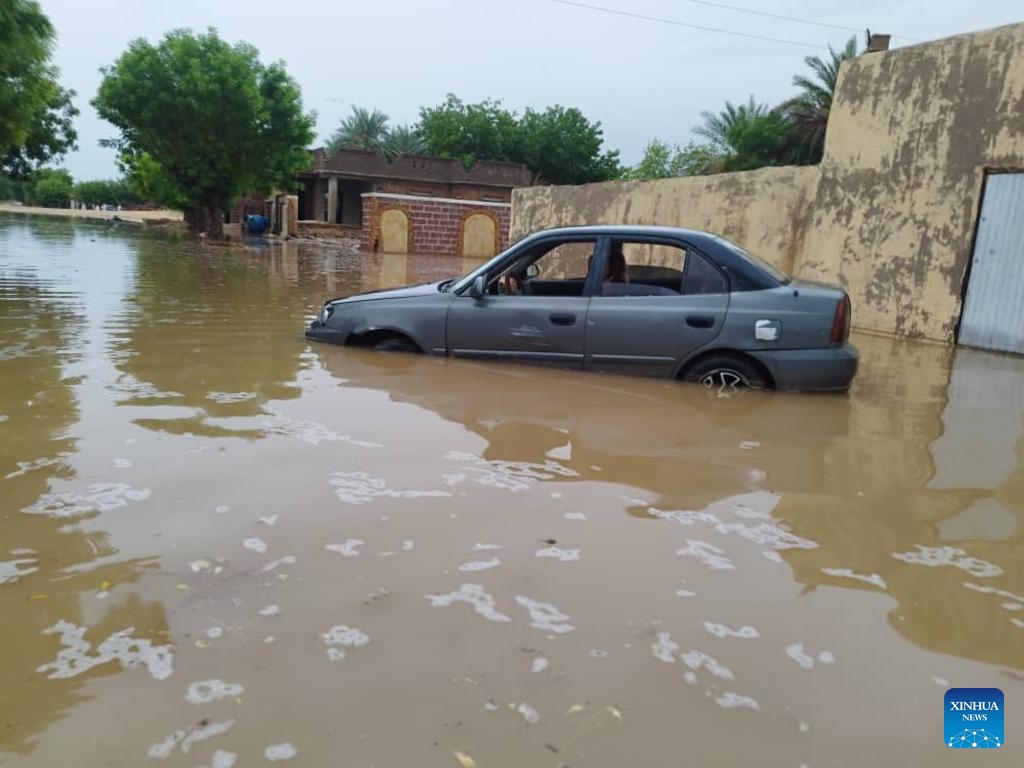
[959,173,1024,354]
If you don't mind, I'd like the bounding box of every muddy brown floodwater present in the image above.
[1,213,1022,767]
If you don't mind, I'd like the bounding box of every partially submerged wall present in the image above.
[511,22,1024,342]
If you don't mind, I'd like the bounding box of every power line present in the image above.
[551,0,827,50]
[680,0,916,41]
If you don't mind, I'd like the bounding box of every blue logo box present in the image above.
[945,688,1003,748]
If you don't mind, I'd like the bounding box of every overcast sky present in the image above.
[40,0,1022,180]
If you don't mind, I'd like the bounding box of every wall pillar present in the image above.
[327,177,338,223]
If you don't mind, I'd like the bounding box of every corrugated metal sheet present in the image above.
[959,173,1024,354]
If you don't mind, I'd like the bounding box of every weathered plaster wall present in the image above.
[512,165,819,275]
[511,23,1024,342]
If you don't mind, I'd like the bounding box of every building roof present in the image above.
[303,148,532,189]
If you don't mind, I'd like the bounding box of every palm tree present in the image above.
[784,36,858,162]
[383,125,426,159]
[694,96,772,154]
[326,106,390,154]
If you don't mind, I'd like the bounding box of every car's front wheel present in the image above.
[373,336,419,354]
[684,354,769,395]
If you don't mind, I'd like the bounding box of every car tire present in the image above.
[684,354,768,394]
[373,336,419,354]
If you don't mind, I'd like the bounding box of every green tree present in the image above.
[623,139,723,180]
[418,94,619,185]
[93,28,315,238]
[326,106,390,154]
[692,96,803,172]
[383,124,425,159]
[694,97,772,154]
[73,179,137,208]
[516,105,620,185]
[30,167,72,207]
[784,36,859,162]
[0,0,79,177]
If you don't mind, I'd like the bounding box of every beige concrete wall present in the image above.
[511,22,1024,342]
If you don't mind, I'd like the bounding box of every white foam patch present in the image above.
[472,543,502,551]
[259,605,280,616]
[516,703,540,724]
[786,643,816,669]
[762,551,783,563]
[37,620,173,680]
[739,441,761,450]
[1011,617,1024,630]
[676,589,696,598]
[732,504,772,520]
[653,632,680,662]
[704,622,760,639]
[484,700,499,712]
[186,679,244,704]
[325,539,363,557]
[4,455,69,480]
[262,556,296,573]
[113,458,133,468]
[676,540,735,571]
[263,408,381,448]
[458,558,501,572]
[445,450,578,492]
[265,742,297,761]
[329,471,449,505]
[259,514,279,526]
[716,522,818,550]
[212,751,237,768]
[535,547,580,562]
[148,719,234,759]
[893,545,1002,578]
[188,559,213,573]
[24,483,151,518]
[401,540,415,551]
[931,676,950,686]
[205,627,224,639]
[242,537,267,554]
[818,651,835,664]
[822,568,887,589]
[651,509,721,525]
[206,391,257,404]
[531,657,549,673]
[962,582,1024,602]
[515,595,574,634]
[0,558,38,584]
[715,692,760,710]
[428,584,511,623]
[322,624,370,660]
[9,547,36,555]
[680,649,734,680]
[215,505,230,514]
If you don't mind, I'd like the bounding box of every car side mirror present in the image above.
[526,264,539,279]
[469,275,486,299]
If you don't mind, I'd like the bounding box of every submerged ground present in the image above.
[1,214,1021,766]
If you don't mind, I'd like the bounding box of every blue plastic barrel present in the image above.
[245,214,270,236]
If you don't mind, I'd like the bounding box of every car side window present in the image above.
[488,240,595,297]
[683,252,729,295]
[599,242,685,297]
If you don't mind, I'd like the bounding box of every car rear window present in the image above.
[712,236,791,285]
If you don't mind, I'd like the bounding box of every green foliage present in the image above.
[623,140,722,180]
[92,28,315,236]
[417,94,619,185]
[0,0,79,177]
[30,167,73,207]
[382,124,426,159]
[326,106,390,154]
[73,179,137,207]
[784,35,859,162]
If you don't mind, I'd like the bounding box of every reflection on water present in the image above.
[1,212,1022,765]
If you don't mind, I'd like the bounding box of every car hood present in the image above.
[329,281,448,306]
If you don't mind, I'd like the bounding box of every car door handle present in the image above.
[686,315,715,329]
[549,312,576,326]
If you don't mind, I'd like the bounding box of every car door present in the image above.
[584,238,729,377]
[446,238,598,368]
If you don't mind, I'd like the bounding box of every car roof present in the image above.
[519,225,723,246]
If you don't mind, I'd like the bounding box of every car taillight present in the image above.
[830,294,851,343]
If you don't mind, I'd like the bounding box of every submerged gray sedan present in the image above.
[306,226,858,392]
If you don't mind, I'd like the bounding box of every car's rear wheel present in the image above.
[373,336,419,353]
[683,354,769,395]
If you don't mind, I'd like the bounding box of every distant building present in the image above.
[297,148,531,257]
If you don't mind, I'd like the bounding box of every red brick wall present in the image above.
[360,195,511,256]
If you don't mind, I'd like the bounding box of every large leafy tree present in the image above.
[691,96,804,171]
[0,0,78,177]
[418,94,620,185]
[93,29,315,238]
[784,36,859,162]
[326,106,390,154]
[623,139,722,180]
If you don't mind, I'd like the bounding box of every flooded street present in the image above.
[1,213,1022,766]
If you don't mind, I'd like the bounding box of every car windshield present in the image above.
[713,235,792,285]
